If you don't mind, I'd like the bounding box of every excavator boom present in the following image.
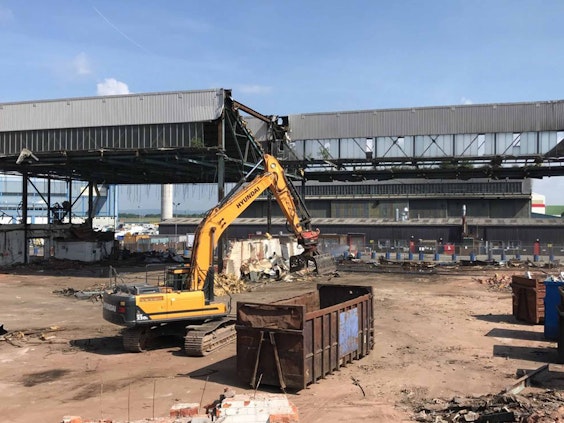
[102,95,334,357]
[189,154,334,293]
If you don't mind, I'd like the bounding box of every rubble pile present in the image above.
[53,283,110,300]
[474,273,512,290]
[214,273,248,296]
[0,326,66,347]
[525,259,561,269]
[412,391,564,422]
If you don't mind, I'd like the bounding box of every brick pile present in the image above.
[61,393,299,423]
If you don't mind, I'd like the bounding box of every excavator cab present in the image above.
[163,265,191,291]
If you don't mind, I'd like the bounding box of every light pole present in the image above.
[174,202,181,237]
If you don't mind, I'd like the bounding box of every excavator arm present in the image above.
[102,97,334,357]
[189,154,331,294]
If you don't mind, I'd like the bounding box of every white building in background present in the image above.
[531,192,546,215]
[0,174,116,225]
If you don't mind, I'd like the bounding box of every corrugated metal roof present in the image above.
[0,89,225,131]
[287,100,564,138]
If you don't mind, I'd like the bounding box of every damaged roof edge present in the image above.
[0,88,227,132]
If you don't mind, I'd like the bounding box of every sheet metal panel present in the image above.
[339,308,359,356]
[0,89,225,131]
[236,284,373,390]
[243,117,269,142]
[288,100,564,139]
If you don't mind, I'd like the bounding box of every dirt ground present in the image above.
[0,263,563,422]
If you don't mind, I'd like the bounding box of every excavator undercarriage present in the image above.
[119,317,237,356]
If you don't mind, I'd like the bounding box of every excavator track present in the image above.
[122,326,153,352]
[184,319,237,357]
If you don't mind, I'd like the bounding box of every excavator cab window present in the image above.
[164,266,190,291]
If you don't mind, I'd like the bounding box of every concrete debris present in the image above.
[240,253,290,282]
[213,274,248,296]
[411,391,564,422]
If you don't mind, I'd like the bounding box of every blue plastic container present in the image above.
[544,279,564,341]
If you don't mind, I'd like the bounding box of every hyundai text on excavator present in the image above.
[102,99,335,356]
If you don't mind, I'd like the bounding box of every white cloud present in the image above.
[97,78,131,95]
[0,6,14,25]
[73,52,92,76]
[237,84,272,95]
[461,96,473,105]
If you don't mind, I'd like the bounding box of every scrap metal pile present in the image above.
[412,391,564,422]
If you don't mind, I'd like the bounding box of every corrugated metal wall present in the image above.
[287,100,564,138]
[0,89,225,131]
[160,220,564,245]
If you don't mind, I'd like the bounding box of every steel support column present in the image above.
[47,177,52,258]
[217,115,226,274]
[68,178,72,224]
[88,182,94,228]
[22,172,28,263]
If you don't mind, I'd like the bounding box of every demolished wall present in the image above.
[54,240,114,262]
[223,237,301,279]
[0,229,25,266]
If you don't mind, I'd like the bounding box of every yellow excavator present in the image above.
[103,145,335,356]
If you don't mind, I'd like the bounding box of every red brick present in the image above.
[268,403,300,423]
[61,417,82,423]
[169,402,200,417]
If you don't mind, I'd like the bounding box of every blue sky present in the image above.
[1,1,564,211]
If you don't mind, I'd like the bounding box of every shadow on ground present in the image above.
[473,314,518,324]
[181,355,289,394]
[493,344,562,364]
[486,328,547,342]
[71,334,182,355]
[180,355,241,388]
